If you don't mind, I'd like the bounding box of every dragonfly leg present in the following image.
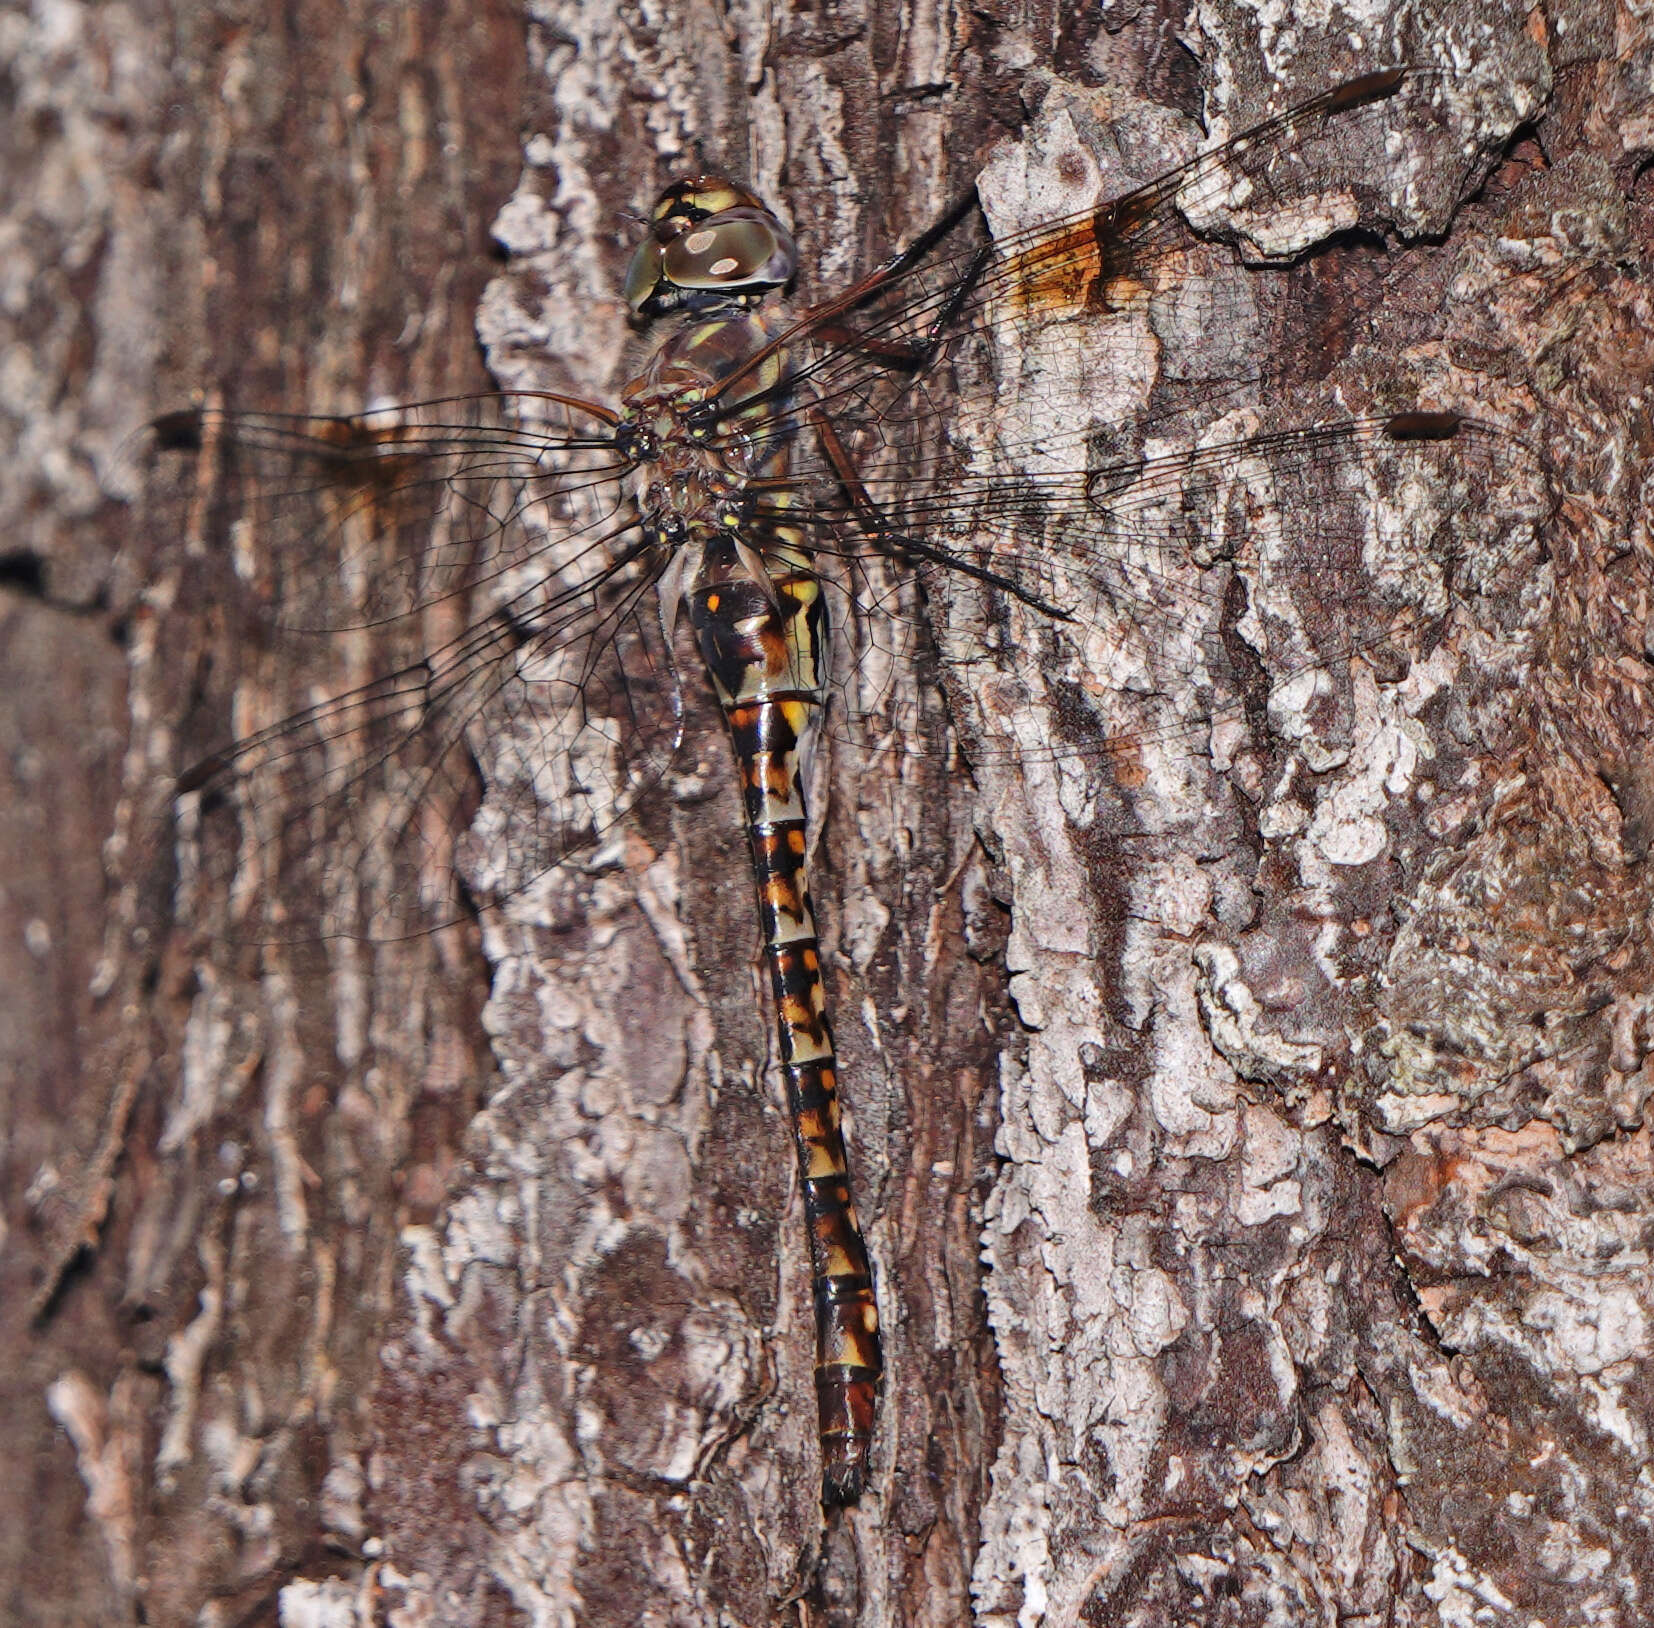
[809,406,1073,621]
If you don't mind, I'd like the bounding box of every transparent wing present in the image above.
[143,397,681,943]
[151,394,630,630]
[827,411,1552,771]
[688,63,1553,772]
[141,67,1553,944]
[722,66,1455,462]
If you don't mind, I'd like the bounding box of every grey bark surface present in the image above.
[5,1,1653,1626]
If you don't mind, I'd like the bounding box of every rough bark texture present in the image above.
[5,2,1653,1627]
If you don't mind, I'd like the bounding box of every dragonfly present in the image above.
[142,63,1550,1505]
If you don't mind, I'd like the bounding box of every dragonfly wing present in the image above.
[797,410,1552,772]
[727,67,1549,770]
[146,396,629,631]
[148,397,682,943]
[775,65,1475,457]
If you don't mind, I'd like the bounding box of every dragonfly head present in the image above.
[625,175,797,319]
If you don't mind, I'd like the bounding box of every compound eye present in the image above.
[661,216,795,292]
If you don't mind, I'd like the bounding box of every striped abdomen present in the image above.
[689,545,881,1505]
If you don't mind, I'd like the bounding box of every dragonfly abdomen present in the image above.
[689,554,882,1505]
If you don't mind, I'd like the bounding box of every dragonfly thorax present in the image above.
[636,461,749,547]
[618,297,797,562]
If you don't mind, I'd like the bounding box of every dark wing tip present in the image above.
[176,751,228,795]
[1326,65,1408,114]
[1383,409,1463,441]
[150,408,205,452]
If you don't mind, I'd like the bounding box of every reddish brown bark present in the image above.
[4,2,1651,1625]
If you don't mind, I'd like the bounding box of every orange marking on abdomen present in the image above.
[716,677,882,1503]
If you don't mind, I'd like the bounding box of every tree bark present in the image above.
[6,1,1652,1626]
